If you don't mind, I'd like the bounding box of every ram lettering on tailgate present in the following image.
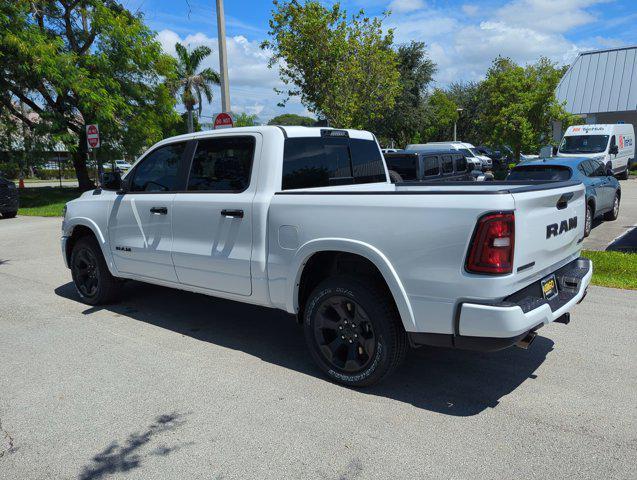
[546,217,578,239]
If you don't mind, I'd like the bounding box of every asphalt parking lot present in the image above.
[1,216,636,480]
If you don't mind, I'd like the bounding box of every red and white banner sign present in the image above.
[213,113,233,129]
[86,124,100,149]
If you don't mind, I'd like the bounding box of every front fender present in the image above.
[63,217,118,276]
[287,238,417,331]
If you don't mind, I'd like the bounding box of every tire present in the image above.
[2,210,17,218]
[70,236,121,305]
[604,193,620,221]
[388,170,403,183]
[618,168,629,180]
[584,203,593,237]
[303,275,408,387]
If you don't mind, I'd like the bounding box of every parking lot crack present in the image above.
[0,417,16,458]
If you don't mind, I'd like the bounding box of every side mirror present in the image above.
[609,145,619,155]
[102,171,122,191]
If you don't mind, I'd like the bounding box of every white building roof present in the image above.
[556,45,637,115]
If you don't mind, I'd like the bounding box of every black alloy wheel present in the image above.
[70,236,121,305]
[303,275,408,387]
[72,246,100,298]
[313,296,376,373]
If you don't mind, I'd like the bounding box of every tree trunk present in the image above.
[73,131,95,192]
[187,108,194,133]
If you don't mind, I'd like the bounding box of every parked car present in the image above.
[107,159,132,172]
[405,141,490,171]
[476,145,511,170]
[557,124,635,180]
[507,157,620,237]
[0,176,18,218]
[384,150,477,183]
[62,126,591,387]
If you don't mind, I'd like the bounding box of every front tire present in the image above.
[1,210,17,218]
[303,275,408,387]
[618,168,629,180]
[604,193,620,221]
[70,236,121,305]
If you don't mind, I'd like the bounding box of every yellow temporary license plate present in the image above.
[541,274,558,300]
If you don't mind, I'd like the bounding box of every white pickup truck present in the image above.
[61,126,592,386]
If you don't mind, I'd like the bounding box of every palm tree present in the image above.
[174,43,221,133]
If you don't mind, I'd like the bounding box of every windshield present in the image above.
[468,148,481,157]
[458,148,473,157]
[507,165,572,181]
[559,135,609,154]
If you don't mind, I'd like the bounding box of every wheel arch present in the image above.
[64,218,117,276]
[288,239,416,331]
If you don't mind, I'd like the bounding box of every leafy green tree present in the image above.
[262,0,401,129]
[446,81,482,145]
[233,112,258,127]
[478,56,575,160]
[422,89,459,141]
[172,43,220,133]
[267,113,316,126]
[374,41,436,147]
[0,1,180,191]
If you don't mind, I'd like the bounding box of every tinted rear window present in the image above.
[441,155,453,174]
[423,156,440,177]
[507,166,572,181]
[282,137,385,189]
[454,155,468,172]
[385,154,418,181]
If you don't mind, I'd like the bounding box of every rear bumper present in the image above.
[410,257,592,351]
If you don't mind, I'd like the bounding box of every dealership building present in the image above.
[555,45,637,137]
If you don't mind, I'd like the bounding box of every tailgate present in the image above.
[512,183,585,275]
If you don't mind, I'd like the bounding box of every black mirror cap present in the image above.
[102,171,122,191]
[609,145,619,155]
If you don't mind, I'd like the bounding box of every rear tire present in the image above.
[303,275,408,387]
[388,170,403,183]
[604,193,620,221]
[2,210,17,218]
[584,204,593,237]
[70,236,121,305]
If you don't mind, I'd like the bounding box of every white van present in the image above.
[557,124,634,179]
[405,141,491,171]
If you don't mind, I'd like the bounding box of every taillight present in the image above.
[466,212,515,275]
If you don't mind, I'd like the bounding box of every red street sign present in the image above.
[86,124,100,149]
[213,113,233,129]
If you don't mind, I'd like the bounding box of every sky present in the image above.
[123,0,637,123]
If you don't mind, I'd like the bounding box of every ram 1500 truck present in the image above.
[61,126,592,386]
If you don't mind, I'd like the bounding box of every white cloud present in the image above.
[495,0,605,34]
[388,0,425,14]
[387,0,600,85]
[461,4,479,16]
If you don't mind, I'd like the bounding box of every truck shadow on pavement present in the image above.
[55,281,553,417]
[78,412,189,480]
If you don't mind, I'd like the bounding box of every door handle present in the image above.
[150,206,168,215]
[221,209,244,218]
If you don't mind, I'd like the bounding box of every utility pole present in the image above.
[216,0,231,113]
[453,107,463,141]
